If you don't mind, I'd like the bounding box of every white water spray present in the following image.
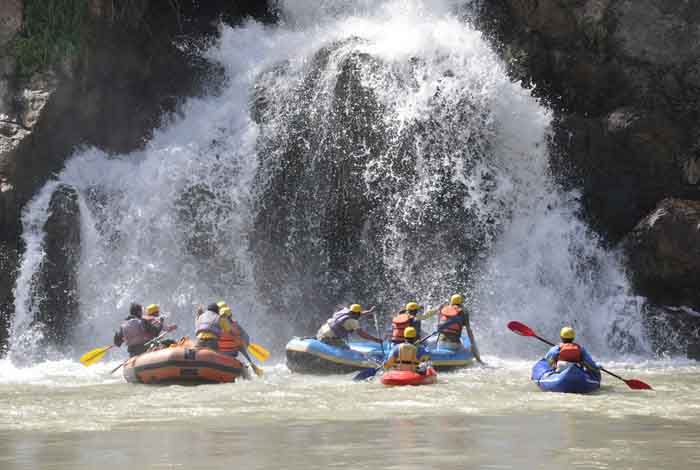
[8,0,650,363]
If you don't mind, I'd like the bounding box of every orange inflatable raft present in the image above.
[123,339,248,385]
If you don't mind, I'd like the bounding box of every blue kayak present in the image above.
[531,359,601,393]
[285,336,475,374]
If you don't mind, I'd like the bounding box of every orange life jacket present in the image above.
[391,312,412,342]
[219,320,244,354]
[438,305,464,337]
[558,342,582,363]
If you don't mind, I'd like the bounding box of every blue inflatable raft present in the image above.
[285,336,475,374]
[425,336,475,371]
[531,359,601,393]
[285,338,385,374]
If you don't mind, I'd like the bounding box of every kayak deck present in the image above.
[531,359,601,394]
[381,368,438,386]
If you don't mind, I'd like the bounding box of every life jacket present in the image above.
[391,312,412,342]
[195,310,222,338]
[327,308,355,339]
[438,305,464,338]
[557,342,582,363]
[394,343,419,372]
[120,317,153,346]
[219,319,244,353]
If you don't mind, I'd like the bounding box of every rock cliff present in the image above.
[0,0,272,350]
[479,0,700,351]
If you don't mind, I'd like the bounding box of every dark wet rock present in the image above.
[621,199,700,310]
[639,303,700,357]
[551,108,685,237]
[251,43,386,330]
[0,241,17,353]
[0,1,273,349]
[689,340,700,360]
[33,184,81,345]
[478,1,700,241]
[251,41,497,331]
[0,0,22,47]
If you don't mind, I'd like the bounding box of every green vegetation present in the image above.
[13,0,88,76]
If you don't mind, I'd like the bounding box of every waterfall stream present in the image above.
[9,0,649,361]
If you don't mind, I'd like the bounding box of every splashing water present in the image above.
[9,0,651,363]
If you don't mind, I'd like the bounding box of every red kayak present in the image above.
[380,368,438,386]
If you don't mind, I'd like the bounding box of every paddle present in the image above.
[372,311,386,357]
[110,330,171,374]
[247,343,270,362]
[507,321,653,390]
[240,347,264,378]
[352,316,463,381]
[238,303,270,362]
[80,345,115,367]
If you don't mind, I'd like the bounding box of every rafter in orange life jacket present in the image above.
[557,342,582,362]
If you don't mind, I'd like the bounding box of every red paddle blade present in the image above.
[507,321,535,337]
[625,379,653,390]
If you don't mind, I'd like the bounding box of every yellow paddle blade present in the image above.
[247,343,270,362]
[79,345,113,367]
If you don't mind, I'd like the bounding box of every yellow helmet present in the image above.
[450,294,463,305]
[405,302,420,312]
[350,304,363,314]
[217,301,228,309]
[220,306,232,317]
[404,327,417,339]
[146,304,160,316]
[560,326,575,340]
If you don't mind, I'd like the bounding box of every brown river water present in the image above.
[1,358,698,469]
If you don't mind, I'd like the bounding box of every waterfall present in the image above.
[9,0,650,361]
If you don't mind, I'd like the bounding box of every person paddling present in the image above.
[426,294,483,364]
[546,327,600,374]
[383,327,431,374]
[195,303,223,350]
[113,303,176,357]
[218,306,251,358]
[142,303,178,348]
[390,302,428,344]
[316,303,383,348]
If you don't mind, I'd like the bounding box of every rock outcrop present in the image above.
[251,40,499,331]
[0,0,273,351]
[33,184,80,345]
[479,0,700,240]
[622,198,700,308]
[478,1,700,356]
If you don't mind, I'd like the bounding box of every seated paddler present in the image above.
[316,303,383,348]
[430,293,484,364]
[114,303,164,357]
[195,303,223,350]
[391,301,438,344]
[545,326,600,374]
[383,327,431,373]
[142,303,178,348]
[218,306,250,357]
